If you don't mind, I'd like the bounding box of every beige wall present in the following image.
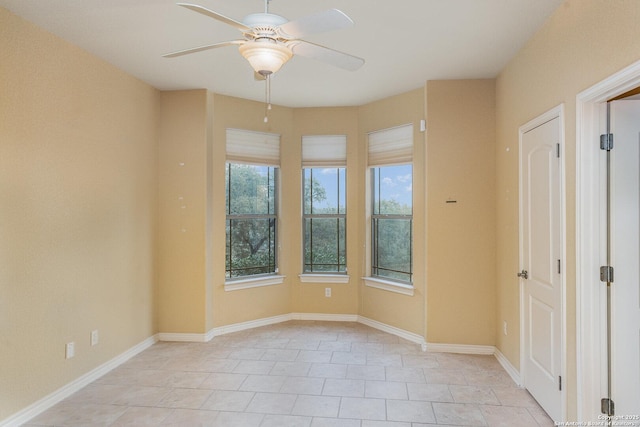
[426,80,497,345]
[291,107,361,315]
[168,87,494,346]
[157,90,210,334]
[188,91,433,332]
[0,7,159,420]
[495,0,640,418]
[358,89,427,336]
[12,0,631,420]
[211,94,295,327]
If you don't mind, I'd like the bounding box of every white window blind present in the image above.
[302,135,347,167]
[367,124,413,166]
[226,128,280,166]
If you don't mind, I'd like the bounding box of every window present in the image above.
[302,135,347,274]
[225,163,277,278]
[225,129,280,280]
[368,125,413,284]
[371,164,412,282]
[303,168,346,272]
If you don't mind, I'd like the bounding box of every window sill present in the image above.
[224,275,285,292]
[363,276,414,296]
[299,274,350,284]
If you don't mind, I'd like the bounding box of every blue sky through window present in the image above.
[309,165,413,211]
[306,168,345,213]
[377,164,412,208]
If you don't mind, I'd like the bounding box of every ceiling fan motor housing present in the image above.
[242,13,288,35]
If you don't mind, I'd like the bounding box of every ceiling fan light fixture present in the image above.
[239,41,293,75]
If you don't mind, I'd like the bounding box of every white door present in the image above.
[520,116,562,421]
[610,99,640,416]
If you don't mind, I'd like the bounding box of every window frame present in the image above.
[364,124,414,294]
[224,162,283,288]
[369,164,413,285]
[302,167,347,275]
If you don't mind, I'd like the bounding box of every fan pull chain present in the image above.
[264,73,272,123]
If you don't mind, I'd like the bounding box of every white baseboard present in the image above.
[0,335,157,427]
[426,342,495,355]
[158,316,506,368]
[159,313,422,351]
[4,315,522,427]
[157,332,209,342]
[494,348,523,386]
[426,343,522,387]
[159,313,427,351]
[358,316,427,349]
[206,313,293,340]
[156,318,523,388]
[293,313,359,322]
[159,313,359,343]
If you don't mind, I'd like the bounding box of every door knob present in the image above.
[517,270,528,279]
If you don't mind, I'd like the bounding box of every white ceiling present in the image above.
[1,0,564,108]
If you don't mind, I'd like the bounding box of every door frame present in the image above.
[577,59,640,422]
[518,104,567,420]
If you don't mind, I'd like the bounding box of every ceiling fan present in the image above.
[163,0,365,78]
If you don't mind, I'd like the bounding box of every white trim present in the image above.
[207,313,293,339]
[292,313,359,322]
[559,105,568,422]
[157,332,209,342]
[425,344,522,387]
[0,335,157,427]
[426,342,495,355]
[576,94,607,423]
[299,274,350,284]
[494,348,523,387]
[5,316,524,426]
[517,104,567,421]
[362,277,414,296]
[224,275,285,291]
[358,316,426,348]
[576,58,640,422]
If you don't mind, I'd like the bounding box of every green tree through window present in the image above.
[303,168,346,273]
[225,163,277,278]
[371,164,412,283]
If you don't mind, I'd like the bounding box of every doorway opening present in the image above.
[577,59,640,421]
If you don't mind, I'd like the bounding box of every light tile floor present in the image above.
[23,321,554,427]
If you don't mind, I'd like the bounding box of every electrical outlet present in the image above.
[65,342,75,359]
[91,330,99,346]
[503,321,508,336]
[325,288,331,297]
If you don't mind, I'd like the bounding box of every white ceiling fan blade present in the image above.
[278,9,354,39]
[289,40,364,71]
[177,3,251,32]
[163,40,245,58]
